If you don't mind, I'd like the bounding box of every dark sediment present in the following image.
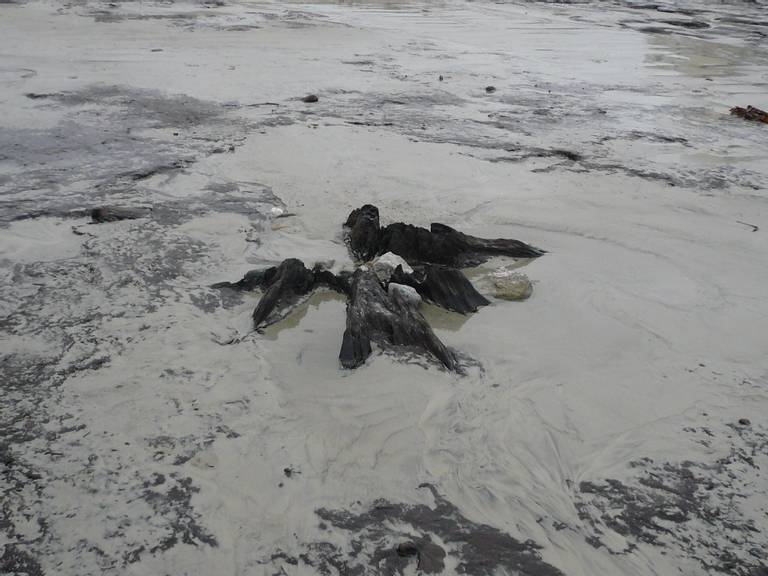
[272,484,565,575]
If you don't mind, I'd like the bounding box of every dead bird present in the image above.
[730,105,768,124]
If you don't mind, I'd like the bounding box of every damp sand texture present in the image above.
[1,0,768,575]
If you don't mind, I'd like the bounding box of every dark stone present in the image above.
[485,85,496,93]
[340,269,459,372]
[302,94,319,103]
[91,206,151,223]
[739,418,751,426]
[396,542,418,557]
[391,264,490,314]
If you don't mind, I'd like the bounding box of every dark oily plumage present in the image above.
[251,258,316,329]
[391,264,490,314]
[339,269,460,372]
[344,204,381,261]
[211,268,277,291]
[345,205,545,266]
[213,264,349,295]
[213,259,349,329]
[212,204,543,372]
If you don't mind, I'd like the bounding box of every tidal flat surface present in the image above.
[1,0,767,574]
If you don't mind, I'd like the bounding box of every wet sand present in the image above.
[1,0,768,574]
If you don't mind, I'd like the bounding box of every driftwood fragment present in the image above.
[339,269,459,372]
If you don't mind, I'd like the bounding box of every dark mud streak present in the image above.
[140,476,218,558]
[0,546,45,576]
[1,440,46,574]
[1,191,270,571]
[278,484,564,575]
[1,85,255,223]
[576,423,768,575]
[598,131,689,145]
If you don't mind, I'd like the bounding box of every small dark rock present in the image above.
[738,418,751,426]
[438,75,443,81]
[302,94,319,103]
[396,541,418,557]
[485,85,496,93]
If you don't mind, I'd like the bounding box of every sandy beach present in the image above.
[1,0,768,574]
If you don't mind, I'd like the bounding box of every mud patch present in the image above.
[576,422,768,575]
[0,546,44,576]
[1,85,248,223]
[138,476,218,557]
[270,484,564,575]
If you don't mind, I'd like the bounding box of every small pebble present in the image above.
[439,75,443,81]
[738,418,751,426]
[397,542,418,557]
[485,85,496,93]
[302,94,319,103]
